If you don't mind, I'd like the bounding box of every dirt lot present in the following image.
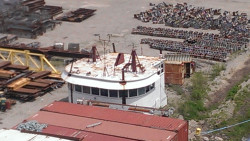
[209,57,250,105]
[1,0,249,131]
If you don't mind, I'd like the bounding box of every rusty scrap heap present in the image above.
[56,8,96,22]
[141,38,228,61]
[132,26,246,61]
[134,2,249,39]
[0,42,91,58]
[0,34,18,45]
[133,2,249,61]
[132,26,248,44]
[0,0,63,39]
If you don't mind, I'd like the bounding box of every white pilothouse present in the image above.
[61,46,167,108]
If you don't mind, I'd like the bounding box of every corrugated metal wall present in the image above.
[165,62,184,85]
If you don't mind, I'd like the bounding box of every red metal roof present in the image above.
[26,111,177,141]
[41,101,187,131]
[42,125,133,141]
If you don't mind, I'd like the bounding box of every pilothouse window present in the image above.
[91,87,99,95]
[110,90,118,97]
[146,85,150,93]
[119,90,128,98]
[138,87,145,95]
[75,85,82,92]
[101,89,108,96]
[82,86,90,94]
[150,83,155,89]
[129,89,137,97]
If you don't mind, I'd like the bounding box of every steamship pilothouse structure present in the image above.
[61,46,167,108]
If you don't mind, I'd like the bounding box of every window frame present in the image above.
[138,87,146,95]
[91,87,100,95]
[74,85,82,92]
[109,90,118,98]
[100,89,108,97]
[119,90,128,98]
[129,89,138,97]
[82,86,90,94]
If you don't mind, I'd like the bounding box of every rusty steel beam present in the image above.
[5,71,33,85]
[34,79,54,85]
[5,64,29,70]
[46,73,63,80]
[26,82,50,88]
[0,70,16,78]
[7,78,31,90]
[0,44,91,58]
[0,61,11,69]
[28,71,51,80]
[12,87,40,94]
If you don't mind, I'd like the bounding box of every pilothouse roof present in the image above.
[64,49,163,82]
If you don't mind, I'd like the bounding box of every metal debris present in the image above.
[141,38,229,61]
[0,43,91,58]
[0,61,64,101]
[132,26,248,44]
[17,120,47,132]
[132,2,249,61]
[0,0,62,38]
[56,8,96,22]
[134,2,249,39]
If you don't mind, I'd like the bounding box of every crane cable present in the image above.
[201,119,250,135]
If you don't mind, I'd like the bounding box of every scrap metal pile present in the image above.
[17,120,47,132]
[132,26,246,61]
[0,34,18,45]
[0,61,64,101]
[134,2,249,38]
[40,5,63,17]
[133,2,249,61]
[56,8,96,22]
[132,26,248,44]
[0,43,91,58]
[141,38,227,61]
[21,0,46,11]
[0,0,63,39]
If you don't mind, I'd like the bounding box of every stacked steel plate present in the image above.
[0,0,63,38]
[0,61,64,101]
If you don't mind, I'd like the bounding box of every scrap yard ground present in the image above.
[0,0,249,139]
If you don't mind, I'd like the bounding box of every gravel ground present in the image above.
[1,0,249,129]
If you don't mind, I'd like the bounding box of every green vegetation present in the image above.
[168,85,184,95]
[226,84,241,100]
[190,72,208,100]
[226,74,249,101]
[179,72,208,120]
[179,100,207,120]
[217,84,250,140]
[210,63,225,80]
[234,85,250,112]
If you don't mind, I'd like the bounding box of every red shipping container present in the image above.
[41,101,188,141]
[42,125,134,141]
[26,111,178,141]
